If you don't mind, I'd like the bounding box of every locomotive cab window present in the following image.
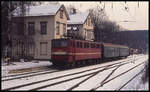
[52,40,67,48]
[52,40,59,48]
[61,40,68,47]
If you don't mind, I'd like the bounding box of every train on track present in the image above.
[51,38,130,68]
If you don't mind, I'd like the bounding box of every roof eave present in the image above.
[67,22,83,25]
[12,14,54,18]
[83,12,90,24]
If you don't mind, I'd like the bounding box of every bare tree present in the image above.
[66,5,80,15]
[89,5,122,43]
[1,1,43,63]
[1,1,22,64]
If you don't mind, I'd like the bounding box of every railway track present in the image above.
[2,54,138,80]
[18,62,130,91]
[2,68,59,82]
[66,65,122,91]
[116,67,145,90]
[90,61,146,91]
[2,56,136,82]
[30,57,145,91]
[3,56,142,91]
[2,66,55,78]
[66,57,146,91]
[2,55,145,90]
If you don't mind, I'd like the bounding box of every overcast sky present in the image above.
[57,1,148,30]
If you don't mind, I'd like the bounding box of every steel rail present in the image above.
[4,60,130,91]
[90,61,145,91]
[2,58,134,82]
[3,56,143,90]
[116,68,145,90]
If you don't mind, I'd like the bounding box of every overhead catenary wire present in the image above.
[114,2,137,23]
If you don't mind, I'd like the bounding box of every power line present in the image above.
[120,2,137,23]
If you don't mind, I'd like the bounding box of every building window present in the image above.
[29,42,35,56]
[63,24,66,34]
[86,19,88,25]
[40,22,47,35]
[16,41,21,56]
[84,29,87,39]
[28,22,35,35]
[56,22,60,35]
[17,22,24,35]
[60,9,63,19]
[88,18,90,26]
[40,42,47,55]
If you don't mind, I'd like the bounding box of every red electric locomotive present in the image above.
[51,38,102,67]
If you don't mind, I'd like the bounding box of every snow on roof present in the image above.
[67,27,71,30]
[13,4,62,17]
[67,12,89,24]
[73,27,77,30]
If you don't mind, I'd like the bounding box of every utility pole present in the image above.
[138,1,139,8]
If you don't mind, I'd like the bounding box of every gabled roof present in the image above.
[67,12,89,25]
[13,4,70,20]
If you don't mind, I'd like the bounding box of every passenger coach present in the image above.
[102,43,130,59]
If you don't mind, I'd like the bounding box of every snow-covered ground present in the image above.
[1,60,52,77]
[1,54,149,90]
[120,70,149,90]
[96,58,148,91]
[1,54,136,76]
[72,54,148,91]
